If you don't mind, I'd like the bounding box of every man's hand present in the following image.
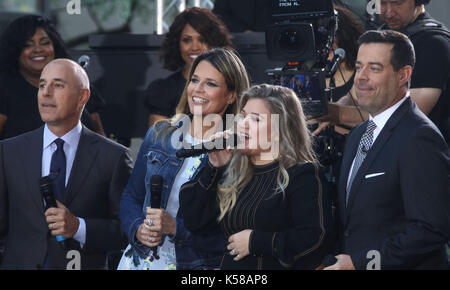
[44,200,79,238]
[308,103,342,136]
[323,254,355,270]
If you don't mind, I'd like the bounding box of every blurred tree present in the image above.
[0,0,37,12]
[48,0,152,47]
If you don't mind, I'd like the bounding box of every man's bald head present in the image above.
[43,58,90,90]
[38,58,91,136]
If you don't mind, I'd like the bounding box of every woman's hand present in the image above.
[208,130,235,168]
[146,207,177,236]
[135,222,163,247]
[227,229,252,261]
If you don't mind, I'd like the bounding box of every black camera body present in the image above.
[265,0,336,67]
[265,0,337,117]
[265,1,343,195]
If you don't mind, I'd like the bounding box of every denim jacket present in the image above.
[119,118,225,269]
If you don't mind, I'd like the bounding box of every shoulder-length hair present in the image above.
[0,15,67,76]
[217,84,317,221]
[156,47,250,140]
[160,7,233,71]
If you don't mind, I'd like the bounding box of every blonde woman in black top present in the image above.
[179,84,333,269]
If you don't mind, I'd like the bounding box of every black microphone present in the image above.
[176,133,239,158]
[326,48,346,78]
[39,176,68,250]
[150,175,163,260]
[78,55,90,70]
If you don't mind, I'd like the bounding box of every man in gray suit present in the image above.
[0,59,132,269]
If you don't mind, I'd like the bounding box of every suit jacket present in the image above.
[0,126,132,269]
[337,97,450,269]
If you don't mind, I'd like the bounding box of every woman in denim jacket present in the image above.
[118,48,250,270]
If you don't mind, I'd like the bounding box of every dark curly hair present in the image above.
[160,7,233,71]
[334,6,365,71]
[0,15,68,76]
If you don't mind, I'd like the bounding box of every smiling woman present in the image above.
[19,27,55,85]
[118,47,250,270]
[144,7,233,128]
[0,15,106,140]
[187,60,235,118]
[0,15,67,140]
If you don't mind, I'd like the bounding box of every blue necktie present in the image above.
[50,138,66,201]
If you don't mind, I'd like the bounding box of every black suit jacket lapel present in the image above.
[345,98,412,224]
[22,127,45,213]
[338,124,365,222]
[63,126,99,205]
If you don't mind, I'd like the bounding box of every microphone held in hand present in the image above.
[149,175,163,260]
[39,176,68,250]
[176,133,239,158]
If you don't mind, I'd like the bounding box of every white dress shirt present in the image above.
[347,95,410,188]
[42,122,86,247]
[370,96,409,144]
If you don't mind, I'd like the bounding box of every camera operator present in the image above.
[379,0,450,143]
[314,0,450,143]
[309,5,368,137]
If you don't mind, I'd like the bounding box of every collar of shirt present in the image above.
[370,95,409,143]
[42,122,83,185]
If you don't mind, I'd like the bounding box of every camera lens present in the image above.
[278,27,305,52]
[266,22,315,61]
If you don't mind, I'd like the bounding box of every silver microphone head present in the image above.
[78,55,90,69]
[334,48,346,60]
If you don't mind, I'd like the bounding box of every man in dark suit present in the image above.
[0,59,132,269]
[324,30,449,270]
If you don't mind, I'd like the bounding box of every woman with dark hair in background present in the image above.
[327,5,366,104]
[0,15,106,139]
[145,7,233,128]
[310,5,367,135]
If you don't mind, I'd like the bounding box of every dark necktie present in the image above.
[346,120,377,205]
[50,138,66,201]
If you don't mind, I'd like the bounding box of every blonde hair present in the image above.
[156,47,250,138]
[217,84,316,221]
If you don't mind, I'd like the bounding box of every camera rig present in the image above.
[265,0,338,117]
[265,0,337,69]
[265,0,343,196]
